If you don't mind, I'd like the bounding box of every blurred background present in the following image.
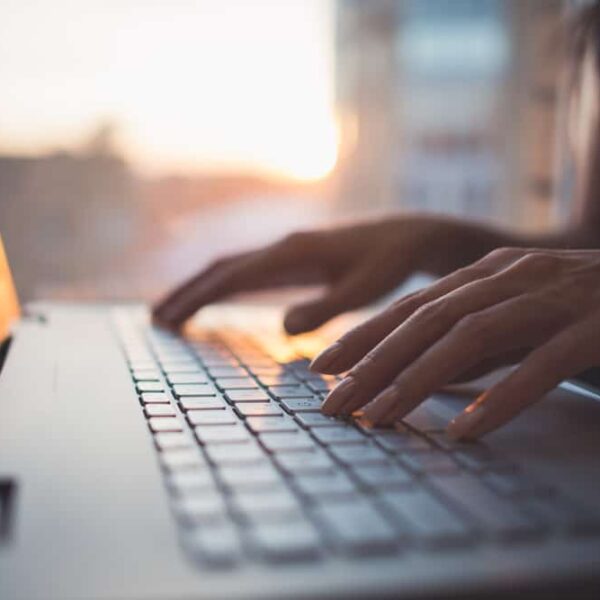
[0,0,573,302]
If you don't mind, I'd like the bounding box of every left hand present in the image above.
[311,247,600,440]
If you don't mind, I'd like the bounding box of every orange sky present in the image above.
[0,0,337,181]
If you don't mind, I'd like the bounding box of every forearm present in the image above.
[426,216,600,278]
[510,222,600,250]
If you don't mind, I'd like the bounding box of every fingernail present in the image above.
[321,377,356,415]
[447,401,486,441]
[310,342,344,372]
[357,415,375,429]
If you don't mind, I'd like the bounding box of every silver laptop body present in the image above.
[2,276,600,599]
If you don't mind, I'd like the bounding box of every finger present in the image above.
[447,311,600,440]
[320,267,530,417]
[152,253,246,327]
[154,235,324,329]
[310,246,533,374]
[448,349,527,383]
[311,262,496,374]
[283,251,406,335]
[153,252,264,329]
[362,292,571,427]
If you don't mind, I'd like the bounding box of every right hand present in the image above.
[152,214,509,335]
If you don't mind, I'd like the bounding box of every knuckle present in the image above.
[208,256,228,270]
[518,251,558,271]
[280,231,311,252]
[485,246,523,263]
[349,351,379,380]
[412,300,442,323]
[412,298,454,324]
[388,293,420,317]
[457,264,487,280]
[453,311,494,349]
[456,264,492,283]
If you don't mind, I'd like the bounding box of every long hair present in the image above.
[566,1,600,223]
[568,1,600,87]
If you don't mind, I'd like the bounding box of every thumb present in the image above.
[283,255,398,335]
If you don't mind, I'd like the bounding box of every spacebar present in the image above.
[427,473,541,540]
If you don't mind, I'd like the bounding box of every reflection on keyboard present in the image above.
[116,316,600,568]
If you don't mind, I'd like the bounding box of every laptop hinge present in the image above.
[0,337,11,378]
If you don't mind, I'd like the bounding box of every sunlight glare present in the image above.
[0,0,336,181]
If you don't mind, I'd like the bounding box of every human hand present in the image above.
[153,215,500,334]
[312,248,600,439]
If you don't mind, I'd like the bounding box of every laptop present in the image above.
[1,234,600,600]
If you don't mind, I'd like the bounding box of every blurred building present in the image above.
[335,0,564,231]
[0,126,138,299]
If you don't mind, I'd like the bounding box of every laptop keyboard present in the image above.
[116,316,600,568]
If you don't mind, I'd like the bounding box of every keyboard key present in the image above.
[311,427,366,445]
[428,473,542,540]
[402,404,447,432]
[140,392,170,404]
[482,471,540,497]
[160,448,206,471]
[144,404,176,417]
[188,409,238,426]
[195,424,252,444]
[246,416,299,433]
[180,397,228,411]
[219,463,282,490]
[167,470,217,493]
[293,472,358,500]
[236,402,284,417]
[137,381,165,393]
[453,446,512,472]
[248,520,321,562]
[161,361,199,372]
[226,389,270,403]
[260,432,317,453]
[129,360,156,370]
[295,412,346,428]
[132,369,160,381]
[172,383,218,397]
[167,373,208,385]
[258,375,299,386]
[269,385,314,399]
[198,356,240,368]
[428,432,466,451]
[280,398,323,413]
[521,494,600,536]
[174,493,228,523]
[215,377,258,390]
[204,441,267,465]
[185,523,242,567]
[126,352,153,362]
[378,488,473,547]
[372,430,432,453]
[275,450,336,475]
[154,432,194,450]
[352,464,413,490]
[306,379,337,393]
[207,366,248,378]
[157,353,194,365]
[148,417,183,432]
[232,488,301,521]
[314,500,397,555]
[247,365,286,376]
[329,443,389,466]
[399,452,460,475]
